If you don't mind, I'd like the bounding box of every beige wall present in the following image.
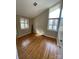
[33,9,57,38]
[16,16,32,37]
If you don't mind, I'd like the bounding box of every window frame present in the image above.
[48,18,59,31]
[48,4,61,32]
[20,17,29,30]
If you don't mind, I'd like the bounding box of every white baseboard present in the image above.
[57,38,63,48]
[16,32,31,39]
[43,34,57,39]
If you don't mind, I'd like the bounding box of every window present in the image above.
[49,8,60,18]
[48,19,58,31]
[20,17,29,29]
[48,4,60,31]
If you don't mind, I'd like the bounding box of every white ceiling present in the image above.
[16,0,60,18]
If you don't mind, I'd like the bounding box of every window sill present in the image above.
[48,29,57,32]
[21,28,29,30]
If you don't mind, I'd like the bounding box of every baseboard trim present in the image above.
[34,32,57,39]
[16,32,31,39]
[43,34,57,39]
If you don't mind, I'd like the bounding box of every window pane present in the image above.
[48,19,58,31]
[20,17,29,29]
[53,26,57,31]
[48,25,53,30]
[20,20,24,23]
[25,19,28,24]
[49,8,60,18]
[25,23,29,28]
[48,3,60,31]
[21,23,25,29]
[25,19,29,28]
[54,20,58,26]
[20,18,25,23]
[53,20,58,31]
[48,20,53,25]
[48,20,53,30]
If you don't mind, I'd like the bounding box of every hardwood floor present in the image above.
[16,33,61,59]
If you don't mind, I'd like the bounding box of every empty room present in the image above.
[16,0,63,59]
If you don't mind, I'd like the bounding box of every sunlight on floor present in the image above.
[45,42,57,52]
[35,29,44,36]
[35,34,42,36]
[22,39,30,47]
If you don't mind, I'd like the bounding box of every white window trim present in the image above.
[48,18,59,32]
[48,3,61,32]
[20,17,29,30]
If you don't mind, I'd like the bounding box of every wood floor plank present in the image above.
[16,33,61,59]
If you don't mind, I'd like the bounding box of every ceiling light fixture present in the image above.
[33,2,38,6]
